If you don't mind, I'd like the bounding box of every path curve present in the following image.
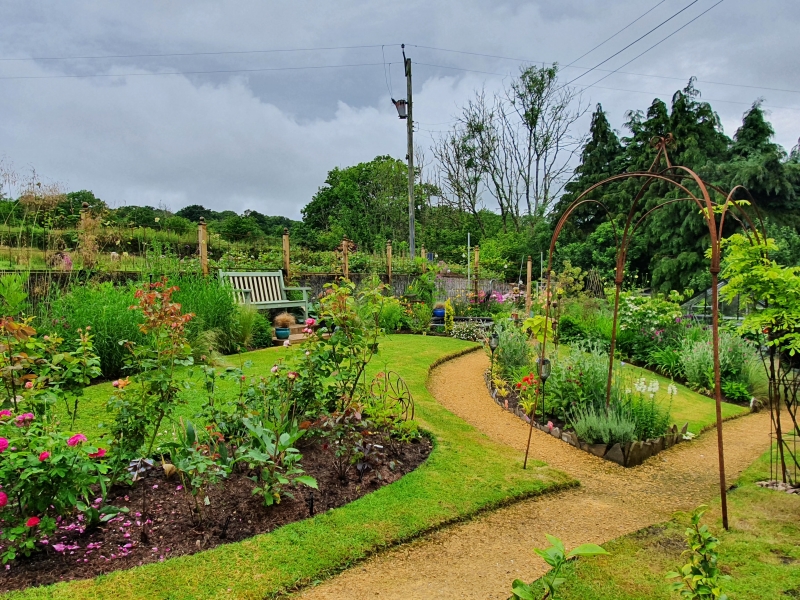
[297,350,771,600]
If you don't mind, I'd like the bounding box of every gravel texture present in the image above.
[296,350,772,600]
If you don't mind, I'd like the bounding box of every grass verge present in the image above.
[5,335,576,600]
[528,448,800,599]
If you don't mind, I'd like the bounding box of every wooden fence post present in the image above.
[342,238,349,279]
[386,240,393,287]
[525,255,532,315]
[198,217,209,277]
[282,228,290,280]
[473,245,480,299]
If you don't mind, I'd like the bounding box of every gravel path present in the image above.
[296,350,771,600]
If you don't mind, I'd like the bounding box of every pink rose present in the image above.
[0,438,8,453]
[89,448,106,459]
[25,516,40,527]
[0,410,11,419]
[38,451,50,461]
[24,381,33,389]
[270,365,278,373]
[67,433,88,447]
[0,491,7,507]
[305,318,315,326]
[547,421,554,431]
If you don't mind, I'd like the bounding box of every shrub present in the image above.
[571,404,637,446]
[721,380,750,403]
[496,320,531,378]
[547,342,611,420]
[408,302,433,335]
[251,312,273,349]
[377,296,405,332]
[647,346,684,380]
[0,416,113,562]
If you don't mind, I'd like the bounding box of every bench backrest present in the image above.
[219,271,286,303]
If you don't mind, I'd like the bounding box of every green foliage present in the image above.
[666,506,730,599]
[42,282,144,379]
[571,404,637,446]
[408,302,433,335]
[107,279,195,461]
[721,380,750,403]
[0,272,28,316]
[250,311,273,349]
[495,319,532,379]
[444,299,454,334]
[511,534,608,600]
[0,416,112,562]
[547,343,611,420]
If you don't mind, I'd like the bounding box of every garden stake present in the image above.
[540,135,767,530]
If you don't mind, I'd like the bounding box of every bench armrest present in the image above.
[284,286,312,292]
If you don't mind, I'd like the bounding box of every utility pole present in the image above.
[391,45,415,258]
[403,44,415,258]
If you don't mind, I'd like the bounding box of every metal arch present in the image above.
[370,371,414,421]
[531,135,769,530]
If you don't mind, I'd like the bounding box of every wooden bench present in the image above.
[219,271,311,318]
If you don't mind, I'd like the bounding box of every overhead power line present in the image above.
[414,62,800,112]
[564,0,702,85]
[0,62,386,80]
[0,43,399,62]
[581,0,726,92]
[566,0,669,66]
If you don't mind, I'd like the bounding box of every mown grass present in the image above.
[4,335,576,600]
[529,449,800,600]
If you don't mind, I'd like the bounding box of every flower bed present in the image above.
[483,370,690,467]
[0,435,430,592]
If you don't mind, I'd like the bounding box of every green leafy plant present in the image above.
[0,415,112,562]
[666,505,730,599]
[721,380,750,403]
[239,417,317,506]
[511,534,608,599]
[571,404,636,446]
[444,298,455,334]
[496,319,532,379]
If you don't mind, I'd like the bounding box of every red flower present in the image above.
[0,491,7,507]
[26,516,40,527]
[67,434,87,447]
[88,448,106,459]
[38,451,50,461]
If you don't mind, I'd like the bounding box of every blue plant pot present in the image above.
[433,308,446,318]
[275,327,291,340]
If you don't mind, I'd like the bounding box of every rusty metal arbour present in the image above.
[534,135,765,530]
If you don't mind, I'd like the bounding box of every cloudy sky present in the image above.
[1,0,798,218]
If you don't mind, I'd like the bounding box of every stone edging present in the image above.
[482,370,689,468]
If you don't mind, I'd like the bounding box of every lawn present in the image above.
[4,335,576,600]
[530,449,800,600]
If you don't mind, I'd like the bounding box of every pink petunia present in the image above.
[67,433,88,447]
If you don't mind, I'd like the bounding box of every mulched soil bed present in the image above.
[0,436,431,592]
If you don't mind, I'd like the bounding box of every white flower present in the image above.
[667,383,678,397]
[625,388,632,395]
[647,379,660,394]
[634,378,647,394]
